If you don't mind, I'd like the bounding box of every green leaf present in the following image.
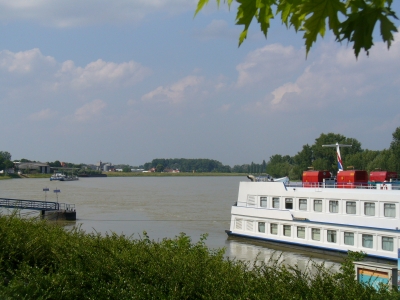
[379,13,398,48]
[300,0,346,56]
[194,0,210,17]
[338,6,380,57]
[257,0,275,36]
[236,0,259,45]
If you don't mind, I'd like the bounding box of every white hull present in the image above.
[229,181,400,261]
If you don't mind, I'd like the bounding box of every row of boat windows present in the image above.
[247,196,396,218]
[235,219,395,252]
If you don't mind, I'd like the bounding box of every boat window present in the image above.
[344,232,354,246]
[311,228,320,241]
[362,234,373,248]
[235,219,243,230]
[272,197,280,209]
[285,198,293,209]
[346,201,356,214]
[258,222,265,233]
[329,200,339,213]
[382,237,394,251]
[297,227,305,239]
[283,225,291,237]
[260,197,268,208]
[364,202,375,216]
[299,199,307,211]
[384,203,396,218]
[327,230,337,243]
[314,200,322,212]
[270,223,278,235]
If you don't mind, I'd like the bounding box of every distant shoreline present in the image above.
[0,172,248,179]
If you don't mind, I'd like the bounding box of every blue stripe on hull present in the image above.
[225,230,396,262]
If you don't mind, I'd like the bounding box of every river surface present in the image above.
[0,176,342,271]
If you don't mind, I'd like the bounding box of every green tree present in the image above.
[266,154,293,177]
[0,151,11,161]
[155,164,165,172]
[311,133,362,174]
[390,126,400,172]
[195,0,398,57]
[122,166,131,172]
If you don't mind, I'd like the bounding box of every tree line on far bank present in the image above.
[265,127,400,180]
[2,126,399,179]
[143,127,400,180]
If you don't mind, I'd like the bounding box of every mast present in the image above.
[322,143,352,172]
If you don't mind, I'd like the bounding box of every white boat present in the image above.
[227,144,400,261]
[50,172,66,181]
[50,172,79,181]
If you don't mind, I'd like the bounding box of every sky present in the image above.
[1,1,400,167]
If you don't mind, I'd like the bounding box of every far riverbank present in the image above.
[0,172,247,179]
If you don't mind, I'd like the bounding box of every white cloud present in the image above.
[271,83,300,105]
[29,108,57,121]
[73,99,107,122]
[235,44,306,88]
[194,19,239,40]
[0,48,56,74]
[58,59,152,89]
[240,30,400,116]
[142,75,203,104]
[0,49,151,100]
[0,0,198,27]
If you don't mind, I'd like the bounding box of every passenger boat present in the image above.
[49,172,79,181]
[50,172,66,181]
[226,144,400,261]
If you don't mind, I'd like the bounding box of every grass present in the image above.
[0,214,397,299]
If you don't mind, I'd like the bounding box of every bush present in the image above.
[0,215,397,299]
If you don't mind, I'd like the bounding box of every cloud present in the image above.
[72,99,107,122]
[240,29,400,115]
[142,75,203,104]
[58,59,152,89]
[235,44,306,88]
[194,19,239,40]
[271,83,300,105]
[0,48,56,75]
[0,0,198,27]
[0,49,151,102]
[29,108,57,121]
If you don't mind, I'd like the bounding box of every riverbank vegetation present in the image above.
[105,171,243,177]
[0,214,398,299]
[2,126,400,180]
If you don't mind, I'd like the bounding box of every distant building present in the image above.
[17,162,51,174]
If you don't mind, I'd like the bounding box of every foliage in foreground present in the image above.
[195,0,398,58]
[0,215,398,299]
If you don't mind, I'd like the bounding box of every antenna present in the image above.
[322,142,352,172]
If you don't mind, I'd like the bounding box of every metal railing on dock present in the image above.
[0,197,75,212]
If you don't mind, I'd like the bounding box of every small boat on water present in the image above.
[50,172,79,181]
[227,143,400,261]
[50,172,66,181]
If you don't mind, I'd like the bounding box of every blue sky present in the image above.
[1,1,400,167]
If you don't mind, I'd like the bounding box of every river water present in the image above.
[0,176,342,271]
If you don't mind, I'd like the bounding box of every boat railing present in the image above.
[285,182,400,190]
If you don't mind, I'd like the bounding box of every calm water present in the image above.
[0,176,341,270]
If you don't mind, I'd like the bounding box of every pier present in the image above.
[0,197,76,220]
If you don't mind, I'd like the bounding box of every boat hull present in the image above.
[225,230,396,263]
